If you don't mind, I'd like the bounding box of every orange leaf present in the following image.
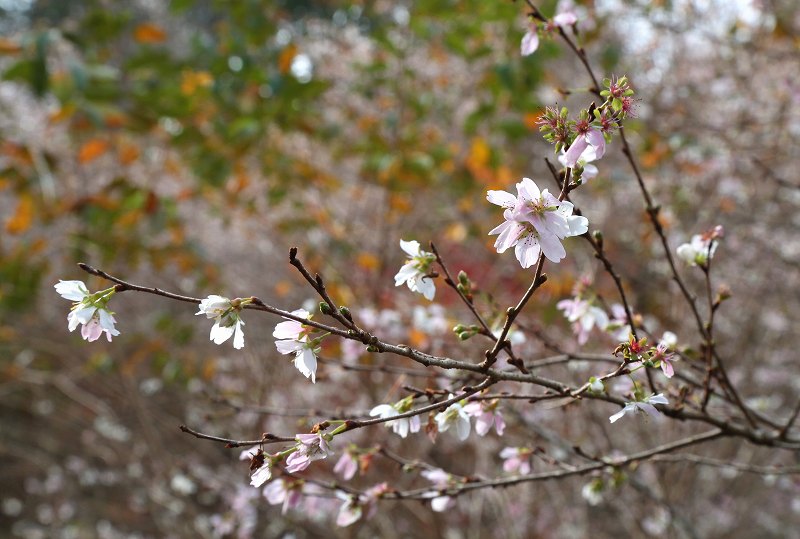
[117,141,140,165]
[357,252,380,271]
[134,23,167,44]
[0,37,22,54]
[78,139,109,164]
[180,70,214,95]
[278,44,298,74]
[5,194,34,234]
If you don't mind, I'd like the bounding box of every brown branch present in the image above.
[178,425,295,447]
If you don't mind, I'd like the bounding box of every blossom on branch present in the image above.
[655,332,678,378]
[196,295,247,349]
[499,447,533,475]
[563,125,605,169]
[487,177,588,267]
[463,399,505,436]
[335,483,388,527]
[369,395,421,438]
[421,469,456,512]
[55,280,121,342]
[556,296,609,345]
[609,393,669,423]
[285,433,334,473]
[434,396,471,441]
[333,447,359,480]
[521,3,578,57]
[263,478,304,514]
[273,308,319,383]
[558,144,599,182]
[677,225,724,267]
[394,239,436,300]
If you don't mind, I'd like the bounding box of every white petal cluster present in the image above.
[394,240,436,300]
[196,295,245,349]
[487,178,588,268]
[55,280,120,342]
[369,398,421,438]
[677,227,723,267]
[434,396,471,441]
[609,393,669,423]
[273,309,318,383]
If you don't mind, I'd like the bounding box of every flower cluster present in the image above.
[487,177,588,268]
[394,239,437,300]
[55,280,121,342]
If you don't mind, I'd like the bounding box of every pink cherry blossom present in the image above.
[499,447,533,475]
[285,433,333,473]
[333,449,359,481]
[563,126,605,168]
[463,400,505,436]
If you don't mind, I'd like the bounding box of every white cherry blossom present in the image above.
[434,396,471,440]
[273,308,319,383]
[196,295,246,349]
[55,280,120,342]
[609,393,669,423]
[394,240,436,300]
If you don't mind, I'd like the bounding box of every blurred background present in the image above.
[1,0,799,537]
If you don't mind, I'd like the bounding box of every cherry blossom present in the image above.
[606,303,634,341]
[273,308,319,383]
[521,2,578,57]
[285,433,333,473]
[369,396,421,438]
[333,448,359,481]
[487,177,588,267]
[520,27,539,56]
[196,295,246,349]
[263,479,303,514]
[463,400,505,436]
[421,469,456,512]
[582,479,604,506]
[250,461,272,488]
[499,447,533,475]
[558,144,598,181]
[55,280,121,342]
[609,394,669,423]
[434,396,471,441]
[655,332,679,378]
[394,239,436,300]
[563,124,605,168]
[677,226,724,267]
[335,483,387,527]
[556,296,609,344]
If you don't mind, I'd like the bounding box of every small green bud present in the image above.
[319,302,333,315]
[458,270,469,286]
